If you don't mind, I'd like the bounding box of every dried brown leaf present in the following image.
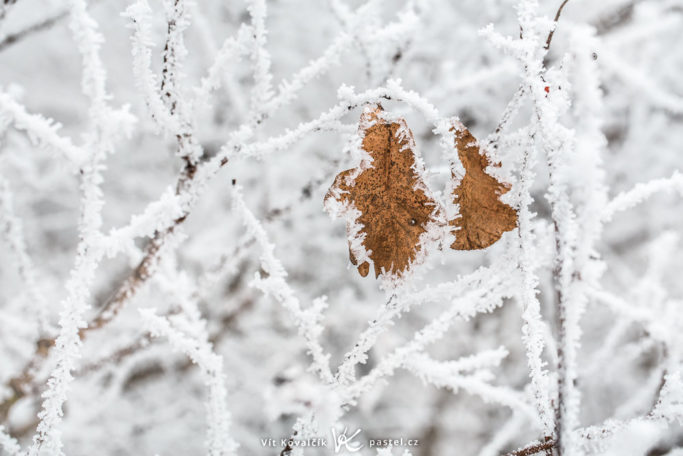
[325,106,441,279]
[449,121,517,250]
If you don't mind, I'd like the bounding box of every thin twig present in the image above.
[80,226,180,337]
[0,11,67,52]
[484,85,526,153]
[544,0,570,50]
[503,438,555,456]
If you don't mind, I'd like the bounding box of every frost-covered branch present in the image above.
[141,308,238,456]
[0,91,86,166]
[123,0,180,134]
[404,349,539,421]
[194,24,251,113]
[603,171,683,221]
[0,9,68,52]
[504,438,555,456]
[514,147,555,439]
[245,0,273,123]
[232,184,334,384]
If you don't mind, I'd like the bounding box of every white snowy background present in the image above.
[1,0,683,455]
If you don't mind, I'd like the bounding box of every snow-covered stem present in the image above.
[0,10,69,52]
[404,350,539,421]
[246,0,273,123]
[504,438,555,456]
[261,31,354,116]
[483,85,526,153]
[28,253,99,456]
[123,0,180,134]
[160,0,189,113]
[232,184,334,384]
[194,24,250,113]
[603,171,683,222]
[84,225,186,335]
[410,347,509,374]
[162,0,202,167]
[67,0,109,121]
[0,91,86,167]
[334,293,400,385]
[232,80,447,161]
[141,308,238,456]
[515,146,555,438]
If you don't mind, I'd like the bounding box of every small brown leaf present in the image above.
[449,121,517,250]
[325,106,442,279]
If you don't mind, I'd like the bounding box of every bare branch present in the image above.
[503,438,555,456]
[0,11,67,52]
[544,0,571,50]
